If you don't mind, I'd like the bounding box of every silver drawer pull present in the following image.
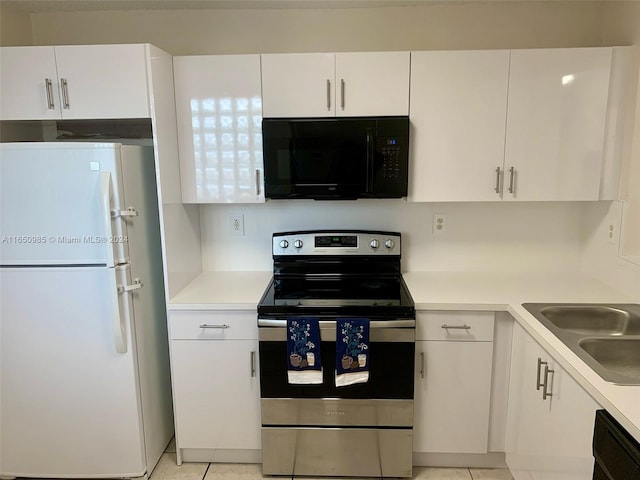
[199,324,230,329]
[441,324,471,330]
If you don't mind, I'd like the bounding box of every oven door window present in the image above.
[259,340,414,399]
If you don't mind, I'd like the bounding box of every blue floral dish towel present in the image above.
[287,317,323,384]
[336,318,370,387]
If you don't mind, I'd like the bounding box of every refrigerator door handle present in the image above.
[99,172,116,268]
[110,267,128,354]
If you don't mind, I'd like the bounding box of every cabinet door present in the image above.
[408,50,510,202]
[171,338,261,450]
[261,53,335,117]
[0,46,61,120]
[506,323,601,480]
[335,52,410,117]
[504,48,612,201]
[505,323,548,480]
[414,340,494,454]
[174,55,264,203]
[54,44,150,119]
[543,360,600,480]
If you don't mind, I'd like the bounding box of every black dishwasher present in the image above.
[593,409,640,479]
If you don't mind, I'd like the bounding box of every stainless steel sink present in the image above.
[522,303,640,385]
[579,338,640,383]
[538,305,640,336]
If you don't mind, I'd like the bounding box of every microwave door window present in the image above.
[291,138,367,195]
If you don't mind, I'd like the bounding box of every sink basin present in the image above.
[580,338,640,383]
[538,305,640,336]
[522,303,640,385]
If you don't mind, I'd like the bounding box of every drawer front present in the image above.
[417,311,494,341]
[170,310,257,340]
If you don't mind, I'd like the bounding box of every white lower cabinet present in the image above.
[505,322,601,480]
[414,311,495,454]
[169,310,261,463]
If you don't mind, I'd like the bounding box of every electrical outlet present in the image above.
[432,214,447,234]
[229,214,245,236]
[607,223,615,245]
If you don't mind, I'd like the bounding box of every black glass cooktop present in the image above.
[257,275,415,318]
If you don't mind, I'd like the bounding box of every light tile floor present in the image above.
[151,439,514,480]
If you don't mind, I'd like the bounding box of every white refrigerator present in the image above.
[0,143,174,478]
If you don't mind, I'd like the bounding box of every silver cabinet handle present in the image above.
[542,365,554,400]
[255,169,261,196]
[420,352,425,379]
[340,78,345,110]
[251,351,256,378]
[199,324,230,329]
[45,78,55,109]
[326,79,331,111]
[508,166,515,194]
[495,167,501,194]
[441,324,471,330]
[60,78,70,109]
[536,357,547,390]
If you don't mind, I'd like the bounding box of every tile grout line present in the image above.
[201,462,212,480]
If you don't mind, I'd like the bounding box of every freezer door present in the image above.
[0,143,128,266]
[0,266,147,477]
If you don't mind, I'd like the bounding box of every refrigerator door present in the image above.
[0,142,128,267]
[0,265,147,477]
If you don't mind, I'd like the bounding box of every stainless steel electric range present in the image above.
[257,230,416,478]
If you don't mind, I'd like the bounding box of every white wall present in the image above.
[27,2,606,53]
[579,2,640,300]
[201,201,585,273]
[0,7,33,46]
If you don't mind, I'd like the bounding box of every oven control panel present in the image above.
[273,231,401,256]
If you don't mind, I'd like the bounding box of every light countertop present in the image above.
[168,271,272,310]
[168,269,640,443]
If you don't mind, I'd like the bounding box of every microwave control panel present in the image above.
[377,137,403,180]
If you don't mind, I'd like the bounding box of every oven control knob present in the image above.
[370,239,380,249]
[293,239,303,249]
[384,239,395,249]
[279,240,289,249]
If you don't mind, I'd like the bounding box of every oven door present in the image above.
[258,318,415,478]
[258,319,415,400]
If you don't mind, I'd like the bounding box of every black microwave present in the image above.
[262,116,409,200]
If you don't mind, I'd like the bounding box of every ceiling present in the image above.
[0,0,603,13]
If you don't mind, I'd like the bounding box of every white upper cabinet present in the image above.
[0,44,150,120]
[335,52,410,117]
[408,50,510,201]
[261,53,335,118]
[503,47,612,201]
[409,47,616,202]
[53,45,150,119]
[173,54,264,203]
[261,52,410,118]
[0,47,60,120]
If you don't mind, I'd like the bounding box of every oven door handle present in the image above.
[257,318,415,328]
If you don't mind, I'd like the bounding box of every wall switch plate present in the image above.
[433,214,447,234]
[229,214,245,236]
